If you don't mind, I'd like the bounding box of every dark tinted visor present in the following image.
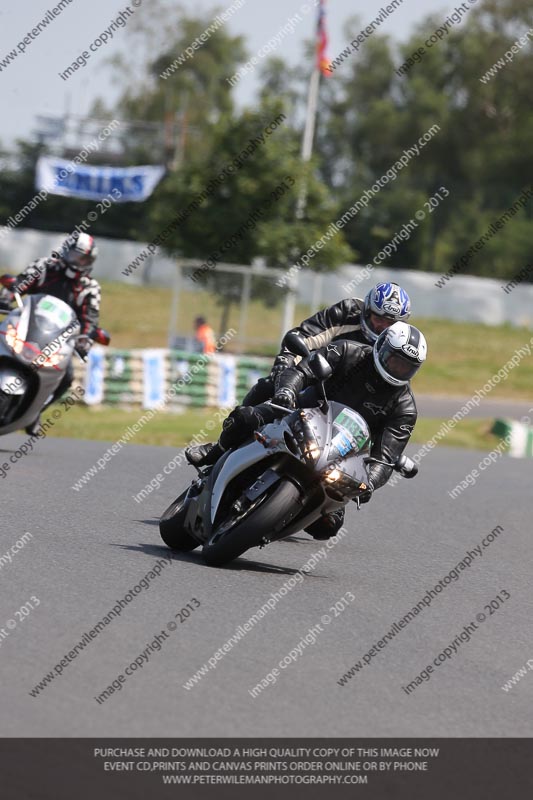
[379,342,420,381]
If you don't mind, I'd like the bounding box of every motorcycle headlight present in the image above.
[322,465,367,498]
[38,351,64,368]
[325,468,342,483]
[5,324,24,355]
[304,443,320,461]
[290,412,321,464]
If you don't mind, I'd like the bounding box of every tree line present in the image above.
[1,0,531,293]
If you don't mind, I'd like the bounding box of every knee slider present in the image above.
[223,405,257,428]
[220,406,258,449]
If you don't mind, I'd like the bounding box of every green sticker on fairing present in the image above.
[38,297,71,325]
[334,408,370,451]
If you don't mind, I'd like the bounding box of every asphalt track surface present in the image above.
[1,433,532,737]
[417,394,532,419]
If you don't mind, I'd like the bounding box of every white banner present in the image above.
[84,346,105,405]
[217,354,237,408]
[35,156,165,202]
[143,350,166,409]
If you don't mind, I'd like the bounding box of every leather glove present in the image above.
[270,353,296,380]
[0,288,13,311]
[272,387,297,409]
[75,337,91,360]
[358,482,374,504]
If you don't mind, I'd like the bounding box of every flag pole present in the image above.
[295,0,329,219]
[289,65,320,337]
[287,1,329,333]
[295,65,320,219]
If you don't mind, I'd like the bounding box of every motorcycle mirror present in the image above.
[308,352,332,382]
[282,331,310,359]
[92,328,111,346]
[394,454,418,478]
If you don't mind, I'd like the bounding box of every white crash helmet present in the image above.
[373,322,427,386]
[59,232,98,276]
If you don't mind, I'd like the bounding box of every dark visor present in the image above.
[379,342,421,381]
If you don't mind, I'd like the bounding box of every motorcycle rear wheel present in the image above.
[159,490,199,551]
[202,479,301,567]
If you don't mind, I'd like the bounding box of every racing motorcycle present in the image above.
[0,285,110,435]
[159,333,418,567]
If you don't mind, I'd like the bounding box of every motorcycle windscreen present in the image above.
[25,296,78,349]
[328,407,370,460]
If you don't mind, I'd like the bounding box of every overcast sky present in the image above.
[0,0,461,148]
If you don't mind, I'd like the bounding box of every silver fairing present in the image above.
[207,400,371,535]
[0,294,78,434]
[210,439,277,524]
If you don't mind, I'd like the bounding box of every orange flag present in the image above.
[317,0,332,76]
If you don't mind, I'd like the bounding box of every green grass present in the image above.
[412,318,533,400]
[45,404,501,452]
[99,281,533,400]
[411,417,497,452]
[45,405,224,448]
[99,280,313,354]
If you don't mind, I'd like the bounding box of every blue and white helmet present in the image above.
[373,322,427,387]
[361,282,411,343]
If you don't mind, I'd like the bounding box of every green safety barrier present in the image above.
[491,418,533,458]
[80,347,271,409]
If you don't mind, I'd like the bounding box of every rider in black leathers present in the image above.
[186,323,427,539]
[243,281,412,405]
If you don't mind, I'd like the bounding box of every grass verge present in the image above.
[98,281,533,400]
[44,404,501,452]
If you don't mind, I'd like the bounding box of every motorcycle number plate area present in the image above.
[331,430,353,457]
[36,297,72,328]
[333,408,370,449]
[244,468,280,502]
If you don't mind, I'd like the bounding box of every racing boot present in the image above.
[185,442,225,468]
[24,414,41,437]
[304,508,345,540]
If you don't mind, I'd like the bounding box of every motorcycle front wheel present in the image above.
[202,479,301,567]
[159,489,199,551]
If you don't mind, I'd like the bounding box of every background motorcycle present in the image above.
[0,286,110,435]
[159,333,417,567]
